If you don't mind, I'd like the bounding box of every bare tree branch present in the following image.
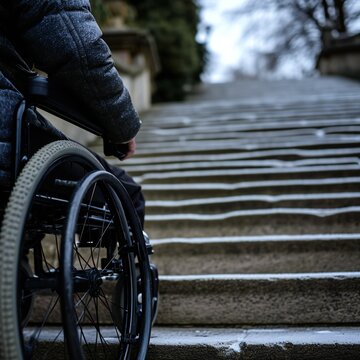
[228,0,359,76]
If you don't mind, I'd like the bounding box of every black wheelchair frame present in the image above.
[0,75,158,360]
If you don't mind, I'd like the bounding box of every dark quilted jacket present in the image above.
[0,0,141,185]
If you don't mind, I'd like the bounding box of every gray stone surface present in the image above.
[32,271,360,326]
[85,78,360,356]
[141,176,360,200]
[35,326,360,360]
[156,273,360,325]
[145,211,360,238]
[149,326,360,360]
[151,234,360,274]
[145,192,360,215]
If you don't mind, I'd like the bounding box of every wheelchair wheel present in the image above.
[60,170,152,359]
[0,141,152,359]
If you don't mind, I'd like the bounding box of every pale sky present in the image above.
[197,0,248,82]
[197,0,313,82]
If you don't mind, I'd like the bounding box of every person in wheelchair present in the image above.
[0,1,157,359]
[0,0,145,226]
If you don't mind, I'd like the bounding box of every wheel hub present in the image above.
[88,268,103,297]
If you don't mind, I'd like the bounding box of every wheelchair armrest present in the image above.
[27,75,103,137]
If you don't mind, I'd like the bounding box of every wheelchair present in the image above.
[0,75,158,360]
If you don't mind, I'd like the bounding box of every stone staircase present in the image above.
[92,77,360,359]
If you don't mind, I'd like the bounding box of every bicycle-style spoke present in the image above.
[73,244,88,270]
[74,312,95,360]
[39,327,65,360]
[22,294,62,358]
[94,297,111,356]
[35,295,60,340]
[97,204,108,268]
[79,184,97,243]
[98,289,122,342]
[72,212,114,273]
[100,254,118,274]
[75,292,92,325]
[84,214,115,269]
[21,292,35,301]
[76,294,112,357]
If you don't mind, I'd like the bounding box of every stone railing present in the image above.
[103,28,160,113]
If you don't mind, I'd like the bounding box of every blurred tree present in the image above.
[232,0,360,76]
[90,0,109,26]
[128,0,207,101]
[90,0,207,101]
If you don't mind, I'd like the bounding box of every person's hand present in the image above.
[121,137,136,160]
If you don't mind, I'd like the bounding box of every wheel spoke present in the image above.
[75,292,92,324]
[100,254,117,274]
[73,244,88,270]
[94,297,111,355]
[27,294,61,355]
[76,294,111,357]
[84,214,115,268]
[97,204,108,268]
[98,289,122,342]
[39,327,65,360]
[79,184,97,243]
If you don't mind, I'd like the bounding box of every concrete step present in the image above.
[122,157,360,176]
[151,234,360,275]
[31,271,360,326]
[114,147,360,166]
[136,164,360,184]
[135,135,360,153]
[134,138,360,157]
[149,327,360,360]
[92,136,360,157]
[141,176,360,200]
[32,326,360,360]
[139,110,360,134]
[182,77,360,103]
[156,272,360,325]
[137,125,360,144]
[145,192,360,215]
[144,208,360,238]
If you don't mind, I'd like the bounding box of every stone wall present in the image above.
[317,33,360,79]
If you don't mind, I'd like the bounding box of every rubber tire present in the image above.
[61,170,138,359]
[0,140,103,360]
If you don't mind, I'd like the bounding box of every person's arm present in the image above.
[11,0,141,144]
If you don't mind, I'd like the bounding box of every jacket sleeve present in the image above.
[11,0,141,144]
